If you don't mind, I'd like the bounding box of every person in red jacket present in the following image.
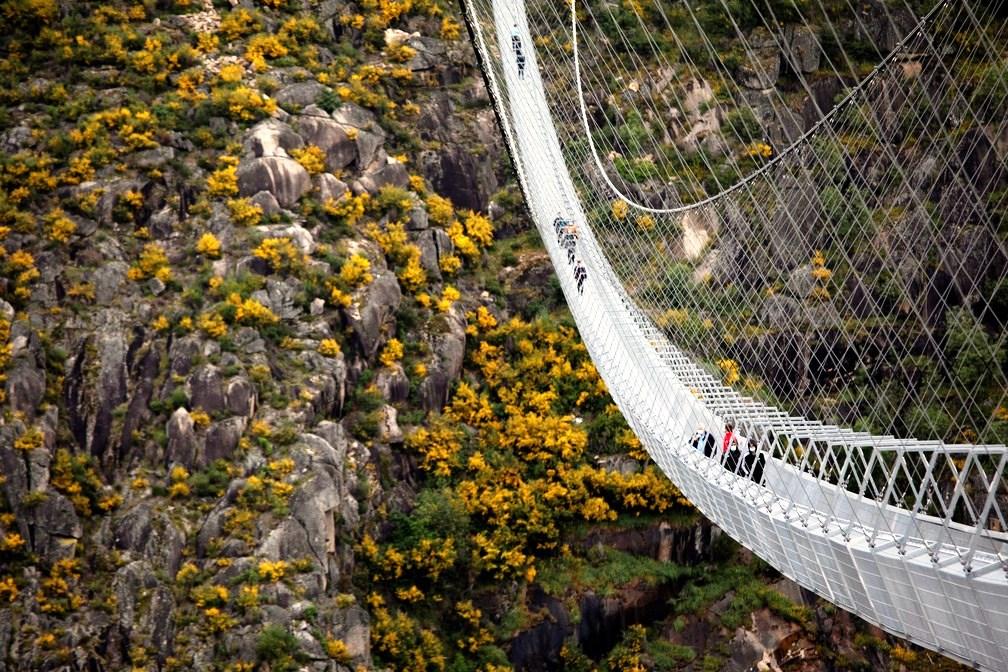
[722,421,741,472]
[722,421,737,454]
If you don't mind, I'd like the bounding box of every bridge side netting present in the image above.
[471,0,1008,539]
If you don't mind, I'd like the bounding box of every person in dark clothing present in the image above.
[691,427,717,458]
[722,422,741,473]
[747,440,766,484]
[553,212,567,241]
[561,224,577,264]
[574,259,587,295]
[516,50,526,79]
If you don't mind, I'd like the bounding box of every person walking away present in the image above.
[516,49,526,79]
[691,427,715,458]
[574,259,587,295]
[511,23,520,52]
[749,440,766,484]
[722,421,738,470]
[562,224,577,264]
[553,212,567,242]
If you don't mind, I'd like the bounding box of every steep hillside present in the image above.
[0,1,978,671]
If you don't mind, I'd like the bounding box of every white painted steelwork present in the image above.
[459,0,1008,668]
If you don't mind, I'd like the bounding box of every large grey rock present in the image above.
[419,305,466,411]
[407,36,448,71]
[243,118,304,159]
[416,227,453,280]
[768,174,821,268]
[249,190,281,216]
[331,103,386,167]
[225,377,256,417]
[168,335,201,377]
[377,405,404,444]
[113,561,158,635]
[203,417,247,465]
[681,78,714,121]
[166,407,198,468]
[348,272,402,360]
[316,172,349,202]
[254,223,315,255]
[188,365,225,414]
[91,261,130,306]
[275,81,331,110]
[375,364,409,403]
[112,504,185,575]
[28,492,82,562]
[296,116,356,171]
[64,326,128,465]
[738,27,780,90]
[237,156,311,208]
[783,24,820,74]
[252,277,302,320]
[354,159,409,194]
[6,361,44,415]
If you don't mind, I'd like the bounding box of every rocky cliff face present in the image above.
[0,0,508,668]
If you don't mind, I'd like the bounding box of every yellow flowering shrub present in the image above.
[290,145,326,174]
[198,312,228,339]
[339,253,373,287]
[717,358,741,386]
[611,199,629,221]
[324,192,369,226]
[211,85,277,121]
[195,232,222,258]
[245,33,288,71]
[220,8,260,41]
[257,559,289,582]
[318,339,342,357]
[227,198,263,227]
[436,285,460,312]
[440,17,461,40]
[218,63,244,84]
[126,243,171,282]
[253,237,302,274]
[229,293,279,326]
[462,210,493,248]
[46,208,76,243]
[426,193,453,226]
[380,338,404,367]
[207,156,239,197]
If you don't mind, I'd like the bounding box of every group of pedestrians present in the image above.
[511,23,526,79]
[691,421,765,483]
[554,212,587,295]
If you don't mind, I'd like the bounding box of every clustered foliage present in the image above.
[359,310,693,671]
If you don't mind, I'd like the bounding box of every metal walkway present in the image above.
[461,0,1008,668]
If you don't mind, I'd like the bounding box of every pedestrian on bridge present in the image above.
[691,426,716,458]
[574,259,587,295]
[516,49,526,79]
[561,223,578,264]
[553,212,568,241]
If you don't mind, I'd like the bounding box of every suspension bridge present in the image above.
[460,0,1008,668]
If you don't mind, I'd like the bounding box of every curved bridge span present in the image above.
[460,0,1008,668]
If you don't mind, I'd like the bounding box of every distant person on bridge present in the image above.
[722,422,740,471]
[743,439,766,484]
[561,223,578,264]
[574,259,586,294]
[553,212,568,241]
[510,24,526,79]
[691,427,716,458]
